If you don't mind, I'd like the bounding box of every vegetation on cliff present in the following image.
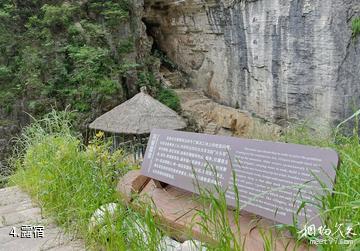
[0,0,180,118]
[156,88,181,112]
[0,0,181,179]
[0,0,136,116]
[352,17,360,38]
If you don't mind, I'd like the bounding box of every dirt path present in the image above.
[0,186,85,251]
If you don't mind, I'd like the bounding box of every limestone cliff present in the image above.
[143,0,360,128]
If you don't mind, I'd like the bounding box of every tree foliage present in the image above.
[0,0,133,115]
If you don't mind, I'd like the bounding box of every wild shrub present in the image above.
[156,88,181,112]
[352,17,360,38]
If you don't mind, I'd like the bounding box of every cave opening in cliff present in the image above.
[142,18,177,73]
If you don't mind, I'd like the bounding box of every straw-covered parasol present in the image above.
[89,87,186,134]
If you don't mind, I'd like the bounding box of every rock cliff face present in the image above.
[143,0,360,128]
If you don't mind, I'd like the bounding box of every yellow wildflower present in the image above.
[96,131,105,139]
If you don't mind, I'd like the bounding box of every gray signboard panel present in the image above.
[141,129,339,227]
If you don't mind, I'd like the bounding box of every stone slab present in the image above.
[141,129,339,227]
[0,186,85,251]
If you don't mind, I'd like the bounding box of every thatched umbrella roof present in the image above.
[89,88,186,134]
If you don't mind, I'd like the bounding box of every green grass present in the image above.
[279,122,360,250]
[193,172,245,250]
[9,110,163,250]
[8,110,360,250]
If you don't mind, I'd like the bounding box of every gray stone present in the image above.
[88,203,119,231]
[180,240,207,251]
[160,237,206,251]
[160,236,181,251]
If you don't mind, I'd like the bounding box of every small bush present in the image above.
[41,4,79,30]
[0,65,11,81]
[137,71,159,89]
[153,49,177,70]
[118,38,134,54]
[352,17,360,38]
[156,88,181,112]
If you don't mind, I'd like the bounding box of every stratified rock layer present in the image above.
[144,0,360,128]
